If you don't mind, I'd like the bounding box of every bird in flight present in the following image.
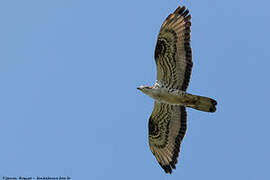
[137,6,217,174]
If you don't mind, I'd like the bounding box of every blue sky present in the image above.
[0,0,270,179]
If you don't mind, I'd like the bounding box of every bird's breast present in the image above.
[151,88,186,105]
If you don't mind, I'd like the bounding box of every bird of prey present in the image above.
[137,6,217,174]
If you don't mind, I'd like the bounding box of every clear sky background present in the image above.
[0,0,269,179]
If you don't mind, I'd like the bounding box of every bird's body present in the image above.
[139,82,186,105]
[137,6,217,174]
[138,82,216,112]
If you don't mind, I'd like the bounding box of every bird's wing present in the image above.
[154,6,192,91]
[148,102,187,174]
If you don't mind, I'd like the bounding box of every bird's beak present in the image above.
[137,87,142,91]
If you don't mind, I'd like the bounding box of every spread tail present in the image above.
[185,94,217,112]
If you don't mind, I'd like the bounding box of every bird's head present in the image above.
[137,85,153,95]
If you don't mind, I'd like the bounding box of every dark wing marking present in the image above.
[148,102,187,174]
[154,6,193,91]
